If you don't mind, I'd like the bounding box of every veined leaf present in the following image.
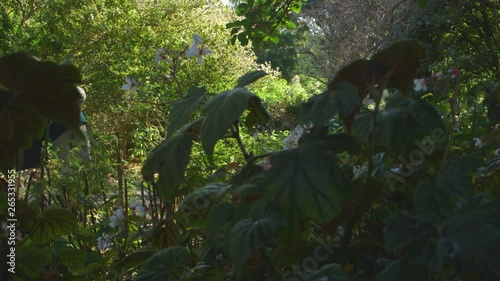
[135,246,191,281]
[167,86,206,136]
[263,146,350,224]
[57,248,87,275]
[178,182,231,226]
[113,250,155,276]
[142,121,197,202]
[17,245,51,278]
[29,208,78,245]
[200,88,261,160]
[228,201,285,271]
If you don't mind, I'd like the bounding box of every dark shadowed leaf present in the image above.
[201,88,260,160]
[263,146,350,224]
[375,257,430,281]
[300,91,337,126]
[58,248,87,275]
[372,40,427,94]
[228,201,285,271]
[30,208,78,244]
[178,183,230,226]
[167,86,206,136]
[17,245,51,278]
[135,246,191,281]
[113,250,155,276]
[141,122,196,202]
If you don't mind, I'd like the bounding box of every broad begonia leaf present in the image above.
[263,145,351,224]
[167,86,206,136]
[29,208,78,244]
[201,88,262,160]
[135,246,191,281]
[142,121,197,202]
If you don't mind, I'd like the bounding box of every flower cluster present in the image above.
[413,67,460,92]
[97,233,113,251]
[283,123,313,150]
[122,77,137,92]
[109,208,126,228]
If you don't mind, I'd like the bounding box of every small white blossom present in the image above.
[473,137,483,147]
[448,67,460,79]
[155,48,170,63]
[97,233,113,251]
[109,208,126,228]
[129,199,148,217]
[283,123,313,150]
[121,77,137,92]
[186,34,213,65]
[413,78,428,92]
[432,71,443,79]
[495,148,500,157]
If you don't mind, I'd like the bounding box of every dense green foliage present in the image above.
[1,0,500,281]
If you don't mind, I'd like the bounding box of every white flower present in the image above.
[258,157,272,171]
[495,148,500,157]
[448,67,460,79]
[283,123,313,150]
[413,78,428,92]
[129,199,148,217]
[155,48,170,63]
[432,71,443,79]
[186,34,213,65]
[97,233,113,251]
[121,77,137,92]
[109,208,126,228]
[473,137,483,147]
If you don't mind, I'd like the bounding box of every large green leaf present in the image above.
[205,202,235,242]
[227,201,285,271]
[263,145,350,224]
[300,91,337,127]
[167,86,206,136]
[16,245,51,278]
[442,216,500,280]
[236,70,267,87]
[200,88,261,160]
[384,213,440,253]
[29,208,78,244]
[414,156,483,215]
[371,40,427,94]
[178,182,231,226]
[112,250,155,276]
[244,96,271,129]
[58,247,87,275]
[453,196,500,231]
[135,246,191,281]
[142,122,196,202]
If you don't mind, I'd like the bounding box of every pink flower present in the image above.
[413,78,428,92]
[121,77,137,92]
[186,34,213,65]
[448,67,460,79]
